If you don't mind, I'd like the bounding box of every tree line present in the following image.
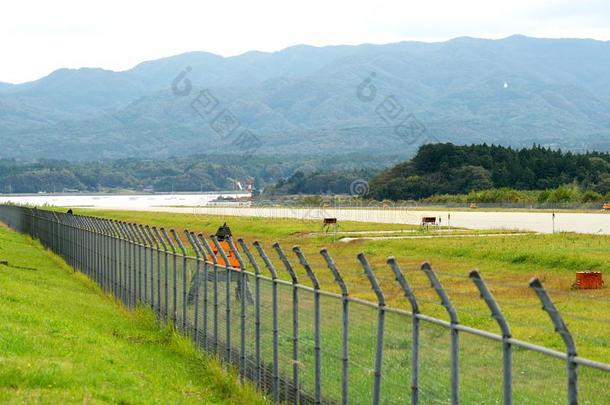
[368,143,610,201]
[0,154,392,194]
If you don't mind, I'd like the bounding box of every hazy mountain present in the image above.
[2,35,610,160]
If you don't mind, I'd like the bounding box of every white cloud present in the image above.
[1,0,609,83]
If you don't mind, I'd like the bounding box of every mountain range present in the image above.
[2,35,610,161]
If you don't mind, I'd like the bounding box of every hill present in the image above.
[369,143,610,200]
[2,36,610,160]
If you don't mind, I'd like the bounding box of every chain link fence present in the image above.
[0,204,608,404]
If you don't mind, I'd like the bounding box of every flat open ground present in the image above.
[0,225,267,404]
[79,208,610,366]
[96,205,610,235]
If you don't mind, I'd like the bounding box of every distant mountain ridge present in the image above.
[2,35,610,160]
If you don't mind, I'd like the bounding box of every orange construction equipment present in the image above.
[574,272,604,289]
[208,223,241,269]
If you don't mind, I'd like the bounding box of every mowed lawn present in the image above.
[80,209,610,364]
[0,225,267,404]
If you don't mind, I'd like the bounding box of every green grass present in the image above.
[67,208,609,403]
[78,209,610,360]
[0,225,268,404]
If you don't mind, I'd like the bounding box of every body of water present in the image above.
[0,192,250,209]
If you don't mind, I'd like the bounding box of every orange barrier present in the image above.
[574,272,604,289]
[603,203,610,210]
[208,223,241,269]
[208,239,241,268]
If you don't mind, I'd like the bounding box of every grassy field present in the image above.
[0,224,267,404]
[78,208,610,364]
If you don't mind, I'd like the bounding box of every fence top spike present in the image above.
[133,224,146,244]
[528,277,576,356]
[357,252,385,306]
[469,269,511,338]
[145,225,159,248]
[293,245,320,289]
[197,233,217,265]
[469,270,482,280]
[152,227,167,250]
[121,222,134,240]
[528,277,542,288]
[320,248,348,296]
[273,243,299,284]
[184,230,200,259]
[131,223,144,244]
[226,237,246,271]
[421,262,458,324]
[138,224,151,245]
[237,238,261,275]
[170,229,187,255]
[101,219,112,235]
[190,231,206,257]
[387,256,419,314]
[211,235,232,269]
[253,241,278,279]
[160,228,176,252]
[110,220,123,238]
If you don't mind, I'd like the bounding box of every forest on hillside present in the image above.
[368,143,610,201]
[0,154,395,194]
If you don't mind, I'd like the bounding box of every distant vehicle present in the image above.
[603,203,610,210]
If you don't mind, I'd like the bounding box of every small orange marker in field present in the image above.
[574,272,604,289]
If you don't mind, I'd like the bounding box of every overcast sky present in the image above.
[1,0,610,83]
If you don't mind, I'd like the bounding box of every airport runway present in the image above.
[101,206,610,235]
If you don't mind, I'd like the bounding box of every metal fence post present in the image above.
[199,235,219,354]
[171,229,188,332]
[161,228,177,327]
[190,233,209,349]
[119,222,131,305]
[253,241,280,404]
[94,218,106,289]
[274,243,300,404]
[529,278,578,405]
[213,235,233,364]
[238,238,263,390]
[470,270,512,405]
[357,253,386,405]
[110,220,123,299]
[293,246,322,405]
[139,224,152,305]
[227,237,248,382]
[124,222,137,307]
[145,225,160,313]
[387,257,420,405]
[134,224,148,303]
[98,219,111,292]
[153,227,168,320]
[185,230,201,340]
[130,223,143,304]
[320,248,350,405]
[421,262,459,405]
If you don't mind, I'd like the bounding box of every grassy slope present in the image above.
[80,209,610,364]
[0,225,267,404]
